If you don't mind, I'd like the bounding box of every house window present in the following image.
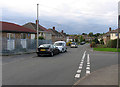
[116,33,118,36]
[7,33,15,40]
[21,33,27,39]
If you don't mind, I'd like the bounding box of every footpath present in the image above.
[74,64,118,85]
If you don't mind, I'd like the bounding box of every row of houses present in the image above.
[1,21,68,42]
[0,21,69,52]
[98,27,120,44]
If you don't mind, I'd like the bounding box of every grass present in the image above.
[93,48,120,52]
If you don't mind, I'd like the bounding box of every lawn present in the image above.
[93,48,120,52]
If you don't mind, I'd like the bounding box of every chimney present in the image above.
[109,27,111,32]
[36,20,39,25]
[53,27,55,30]
[61,30,63,33]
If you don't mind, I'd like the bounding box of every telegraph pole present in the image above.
[37,4,39,49]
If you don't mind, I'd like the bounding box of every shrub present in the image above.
[38,36,44,40]
[96,44,107,48]
[106,39,120,48]
[90,42,96,48]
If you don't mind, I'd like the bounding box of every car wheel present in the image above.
[50,52,54,57]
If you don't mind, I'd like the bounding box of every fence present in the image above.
[1,38,52,55]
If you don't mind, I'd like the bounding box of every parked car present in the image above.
[36,44,60,57]
[80,41,85,45]
[70,42,78,48]
[54,41,67,53]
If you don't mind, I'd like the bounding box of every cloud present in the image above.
[1,0,119,34]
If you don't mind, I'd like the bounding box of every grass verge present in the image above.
[93,48,120,52]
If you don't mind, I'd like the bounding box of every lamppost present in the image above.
[37,4,39,49]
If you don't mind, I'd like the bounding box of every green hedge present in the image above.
[107,39,120,48]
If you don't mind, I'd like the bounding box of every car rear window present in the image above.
[39,44,51,48]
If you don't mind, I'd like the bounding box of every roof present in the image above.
[103,28,120,37]
[23,22,50,33]
[48,29,62,36]
[59,32,67,37]
[1,21,36,33]
[109,28,120,33]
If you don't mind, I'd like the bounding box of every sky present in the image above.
[0,0,119,34]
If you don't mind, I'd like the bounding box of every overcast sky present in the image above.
[1,0,119,34]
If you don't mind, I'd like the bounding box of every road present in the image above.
[2,44,118,85]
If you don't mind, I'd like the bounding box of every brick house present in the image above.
[48,27,63,42]
[1,21,37,51]
[59,30,67,42]
[23,21,52,40]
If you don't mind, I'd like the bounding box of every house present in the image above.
[66,35,75,42]
[23,21,52,40]
[110,28,120,40]
[103,27,120,44]
[59,30,67,42]
[48,27,63,42]
[1,21,37,51]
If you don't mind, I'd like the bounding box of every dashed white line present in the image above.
[86,70,90,74]
[75,74,80,78]
[75,51,86,79]
[77,70,81,73]
[86,54,91,75]
[86,67,90,70]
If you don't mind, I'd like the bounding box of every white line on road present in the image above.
[77,70,81,73]
[75,51,86,79]
[75,74,80,78]
[86,54,91,75]
[86,70,90,75]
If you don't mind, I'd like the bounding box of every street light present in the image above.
[37,4,39,49]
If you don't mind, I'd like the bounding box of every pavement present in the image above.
[74,64,118,85]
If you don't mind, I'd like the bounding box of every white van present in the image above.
[54,41,67,53]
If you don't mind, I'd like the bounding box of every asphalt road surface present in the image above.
[2,44,118,85]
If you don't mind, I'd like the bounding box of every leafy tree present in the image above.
[82,33,87,35]
[88,32,93,37]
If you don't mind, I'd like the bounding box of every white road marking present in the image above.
[79,64,83,66]
[86,54,91,75]
[80,61,83,64]
[86,70,90,74]
[77,70,81,73]
[86,67,90,70]
[75,74,80,78]
[87,65,90,67]
[87,62,90,65]
[75,51,87,79]
[79,66,82,69]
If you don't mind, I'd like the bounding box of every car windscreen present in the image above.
[54,43,64,46]
[39,44,51,48]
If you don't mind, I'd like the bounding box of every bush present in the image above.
[96,44,107,48]
[90,42,96,48]
[106,39,120,48]
[38,36,44,40]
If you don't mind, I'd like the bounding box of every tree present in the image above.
[80,36,85,42]
[82,33,87,35]
[88,32,93,37]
